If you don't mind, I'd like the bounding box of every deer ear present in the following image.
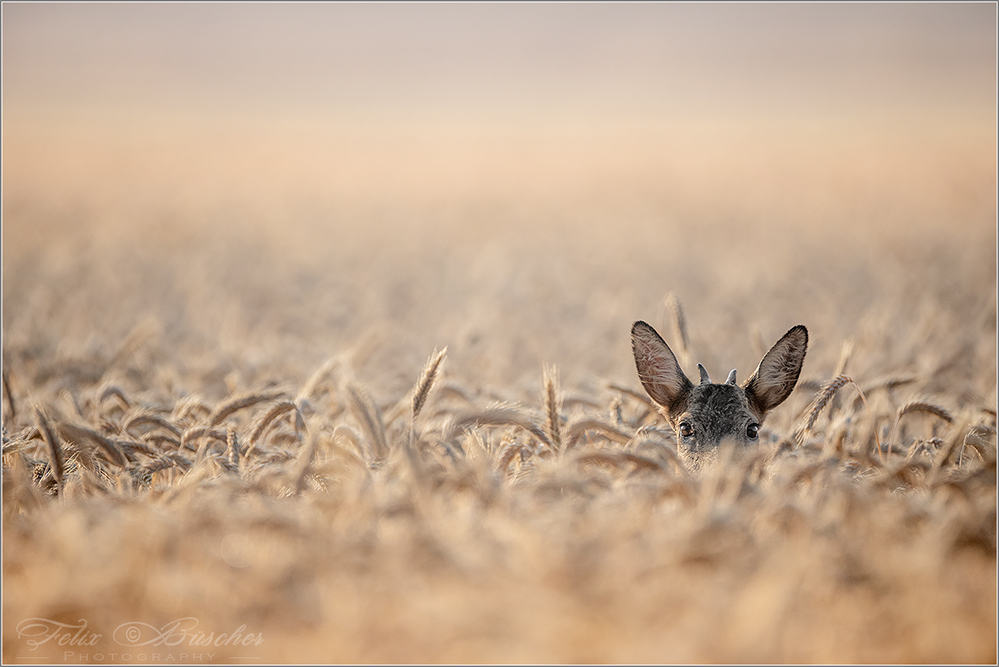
[632,321,693,412]
[743,325,808,415]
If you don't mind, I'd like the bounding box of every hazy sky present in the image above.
[4,2,996,121]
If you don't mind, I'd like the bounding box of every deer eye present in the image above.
[747,423,760,440]
[678,422,694,438]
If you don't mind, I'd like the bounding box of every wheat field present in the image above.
[3,4,997,664]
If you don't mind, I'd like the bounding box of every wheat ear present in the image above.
[663,292,692,369]
[209,389,286,427]
[797,374,882,460]
[123,409,182,439]
[292,431,320,494]
[2,366,15,427]
[248,400,298,446]
[227,426,240,472]
[98,384,131,412]
[443,406,552,452]
[495,439,526,476]
[542,364,563,451]
[58,422,128,467]
[33,404,63,489]
[297,355,341,403]
[887,400,954,456]
[346,384,389,462]
[413,347,447,421]
[564,418,632,450]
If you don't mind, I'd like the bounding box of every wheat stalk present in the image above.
[564,418,632,450]
[663,292,692,369]
[799,375,851,435]
[3,366,15,427]
[58,422,129,467]
[32,404,63,490]
[329,424,366,464]
[797,374,882,460]
[572,448,666,474]
[886,400,954,459]
[443,406,552,452]
[297,354,341,404]
[248,400,298,446]
[495,439,526,476]
[98,384,131,412]
[227,426,240,472]
[896,400,955,424]
[542,364,563,451]
[346,384,389,462]
[833,340,854,377]
[209,389,286,427]
[413,347,447,421]
[180,425,229,453]
[292,431,320,494]
[607,383,658,412]
[123,409,182,439]
[116,439,157,460]
[173,394,211,422]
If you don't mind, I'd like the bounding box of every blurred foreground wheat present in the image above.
[3,317,995,662]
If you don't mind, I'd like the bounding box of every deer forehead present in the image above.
[673,383,760,428]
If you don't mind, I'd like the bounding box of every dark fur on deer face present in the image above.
[631,321,808,472]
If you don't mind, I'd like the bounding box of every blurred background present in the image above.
[3,2,996,402]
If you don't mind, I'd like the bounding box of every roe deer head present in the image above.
[631,321,808,471]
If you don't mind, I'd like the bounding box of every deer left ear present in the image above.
[743,325,808,415]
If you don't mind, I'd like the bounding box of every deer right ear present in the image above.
[743,324,808,415]
[631,321,693,411]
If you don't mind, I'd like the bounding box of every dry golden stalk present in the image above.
[833,339,854,378]
[33,404,63,489]
[862,374,919,394]
[330,424,366,464]
[297,354,341,404]
[227,426,240,472]
[960,425,997,466]
[542,364,563,451]
[57,422,129,467]
[346,384,389,461]
[161,452,193,472]
[143,433,181,449]
[180,425,229,452]
[117,439,157,459]
[99,384,130,410]
[495,440,526,476]
[663,292,691,369]
[443,407,551,452]
[797,374,882,460]
[607,383,659,412]
[896,400,955,424]
[2,366,15,427]
[104,317,158,371]
[436,383,475,405]
[564,418,632,450]
[413,347,447,421]
[802,375,852,433]
[572,449,666,473]
[123,409,182,439]
[292,432,320,494]
[248,400,298,445]
[887,400,954,459]
[627,435,689,477]
[929,416,972,482]
[904,437,940,464]
[209,389,286,427]
[796,378,824,393]
[173,394,212,422]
